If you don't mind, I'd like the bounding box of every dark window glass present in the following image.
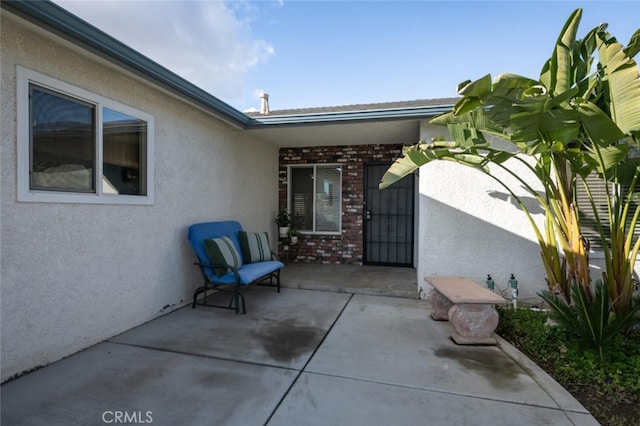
[103,108,147,196]
[291,167,314,231]
[290,165,341,232]
[30,85,95,192]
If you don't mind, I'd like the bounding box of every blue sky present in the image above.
[55,1,638,112]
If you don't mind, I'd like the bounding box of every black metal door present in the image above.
[364,163,414,266]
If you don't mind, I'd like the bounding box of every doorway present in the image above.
[363,163,414,266]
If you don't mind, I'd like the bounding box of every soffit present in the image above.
[247,118,422,148]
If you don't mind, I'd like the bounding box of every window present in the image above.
[17,66,154,204]
[289,165,342,233]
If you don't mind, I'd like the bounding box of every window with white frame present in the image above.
[289,165,342,233]
[17,66,154,204]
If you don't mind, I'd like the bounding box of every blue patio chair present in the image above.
[187,221,283,314]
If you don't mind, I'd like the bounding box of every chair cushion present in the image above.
[210,260,284,285]
[239,231,271,264]
[204,236,243,277]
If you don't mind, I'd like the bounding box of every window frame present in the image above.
[288,164,342,235]
[17,66,154,205]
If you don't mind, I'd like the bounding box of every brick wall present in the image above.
[278,144,405,264]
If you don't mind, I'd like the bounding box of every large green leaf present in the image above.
[574,25,600,86]
[492,73,540,101]
[452,96,483,117]
[379,147,422,190]
[572,100,625,145]
[539,8,582,95]
[378,130,498,190]
[432,109,507,141]
[624,28,640,58]
[448,122,489,148]
[456,74,492,98]
[379,141,475,189]
[586,143,630,172]
[597,31,640,135]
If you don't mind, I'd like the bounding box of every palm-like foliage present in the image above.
[381,9,640,321]
[540,281,640,360]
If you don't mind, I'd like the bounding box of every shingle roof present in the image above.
[245,97,459,117]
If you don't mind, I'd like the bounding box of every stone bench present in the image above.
[425,276,507,345]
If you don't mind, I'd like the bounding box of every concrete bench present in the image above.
[425,276,507,345]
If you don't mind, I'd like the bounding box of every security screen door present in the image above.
[364,163,414,266]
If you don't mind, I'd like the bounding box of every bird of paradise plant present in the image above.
[380,9,640,326]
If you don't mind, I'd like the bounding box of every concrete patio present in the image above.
[1,266,598,425]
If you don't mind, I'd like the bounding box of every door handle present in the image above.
[365,210,371,220]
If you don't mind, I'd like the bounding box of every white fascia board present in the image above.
[247,105,455,127]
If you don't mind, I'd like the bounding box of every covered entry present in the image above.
[247,98,456,266]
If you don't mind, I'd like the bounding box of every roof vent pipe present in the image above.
[260,92,270,115]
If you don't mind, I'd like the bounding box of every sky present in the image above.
[54,1,639,112]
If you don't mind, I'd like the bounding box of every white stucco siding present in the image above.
[417,121,548,302]
[1,15,278,381]
[417,120,640,301]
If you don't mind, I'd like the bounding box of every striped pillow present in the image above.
[204,236,243,277]
[239,231,271,264]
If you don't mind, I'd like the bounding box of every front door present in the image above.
[364,163,414,266]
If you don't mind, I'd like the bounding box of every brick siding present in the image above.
[278,144,405,264]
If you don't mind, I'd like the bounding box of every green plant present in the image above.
[497,307,640,425]
[539,281,640,360]
[274,209,291,227]
[496,307,559,360]
[289,228,299,237]
[380,8,640,321]
[580,145,640,317]
[380,9,597,299]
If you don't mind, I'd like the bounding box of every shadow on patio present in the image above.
[1,270,597,425]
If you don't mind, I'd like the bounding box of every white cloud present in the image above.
[55,0,274,104]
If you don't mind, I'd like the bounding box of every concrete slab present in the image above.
[110,287,351,369]
[1,342,296,426]
[495,335,591,414]
[306,294,559,408]
[281,263,419,299]
[2,286,598,426]
[269,372,577,426]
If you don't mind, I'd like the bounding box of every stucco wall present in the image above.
[1,14,278,382]
[417,121,640,301]
[417,121,549,301]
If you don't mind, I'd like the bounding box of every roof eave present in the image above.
[247,104,454,128]
[2,0,256,129]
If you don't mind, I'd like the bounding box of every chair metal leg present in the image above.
[192,286,205,308]
[228,294,235,309]
[233,284,240,314]
[240,292,246,314]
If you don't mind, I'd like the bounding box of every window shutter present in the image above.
[576,174,640,251]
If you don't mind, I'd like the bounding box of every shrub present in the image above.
[539,281,640,361]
